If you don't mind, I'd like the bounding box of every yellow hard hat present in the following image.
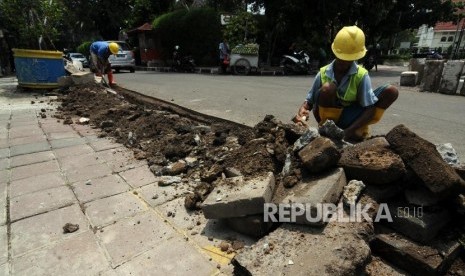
[331,26,367,61]
[109,42,119,54]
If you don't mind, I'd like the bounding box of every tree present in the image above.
[128,0,173,28]
[223,11,259,47]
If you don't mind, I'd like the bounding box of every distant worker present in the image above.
[294,26,398,142]
[218,38,230,74]
[90,41,119,85]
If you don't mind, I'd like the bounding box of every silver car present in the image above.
[66,52,89,67]
[107,41,136,73]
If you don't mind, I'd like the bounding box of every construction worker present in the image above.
[294,26,398,142]
[89,41,119,85]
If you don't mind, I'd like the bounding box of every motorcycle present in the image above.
[172,47,196,73]
[280,50,311,75]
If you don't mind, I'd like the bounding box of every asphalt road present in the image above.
[116,65,465,161]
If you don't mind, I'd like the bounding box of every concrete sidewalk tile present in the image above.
[49,137,87,149]
[0,158,8,171]
[59,152,104,171]
[9,134,47,147]
[97,147,135,162]
[0,263,8,275]
[84,134,100,142]
[0,176,7,225]
[0,148,9,159]
[119,166,157,188]
[0,138,8,149]
[10,204,88,257]
[0,225,6,264]
[137,181,194,207]
[11,231,110,276]
[10,159,60,181]
[84,192,147,227]
[89,139,122,152]
[10,186,76,222]
[46,131,80,140]
[10,150,55,168]
[72,174,130,203]
[115,236,217,275]
[54,144,95,158]
[97,211,176,267]
[10,172,66,198]
[72,125,97,137]
[40,124,74,134]
[157,198,255,249]
[9,120,39,127]
[9,126,43,139]
[10,141,51,157]
[65,163,113,184]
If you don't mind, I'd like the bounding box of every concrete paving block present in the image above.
[71,72,94,85]
[273,168,346,225]
[439,60,464,95]
[118,165,158,188]
[0,181,6,226]
[233,222,371,275]
[40,123,74,133]
[9,126,43,139]
[136,181,194,207]
[386,125,464,196]
[0,158,8,171]
[0,263,8,275]
[0,225,7,264]
[49,137,87,149]
[10,204,88,257]
[421,60,445,92]
[0,138,8,149]
[400,71,418,87]
[89,139,123,152]
[10,141,51,157]
[10,150,55,168]
[9,135,47,147]
[10,171,66,198]
[10,185,76,222]
[46,131,81,140]
[59,152,104,171]
[386,203,450,243]
[53,144,95,158]
[96,211,176,267]
[84,192,147,227]
[404,186,440,206]
[364,256,408,276]
[338,137,406,185]
[11,231,110,276]
[202,172,275,219]
[10,159,60,181]
[409,58,425,84]
[72,174,130,203]
[371,232,462,276]
[224,214,275,238]
[298,136,341,173]
[64,163,113,184]
[115,236,217,275]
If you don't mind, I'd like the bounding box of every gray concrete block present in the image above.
[298,136,341,173]
[421,60,445,92]
[400,71,418,87]
[371,232,462,276]
[273,168,346,225]
[338,137,406,185]
[439,60,464,95]
[202,172,275,219]
[409,58,425,84]
[71,72,95,85]
[224,214,275,238]
[387,203,450,243]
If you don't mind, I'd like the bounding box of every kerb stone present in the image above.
[298,136,341,173]
[202,172,275,219]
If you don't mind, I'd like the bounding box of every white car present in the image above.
[66,52,89,68]
[107,41,136,73]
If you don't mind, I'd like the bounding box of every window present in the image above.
[448,36,454,42]
[441,36,447,42]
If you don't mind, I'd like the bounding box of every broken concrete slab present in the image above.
[386,125,465,196]
[202,172,275,219]
[421,60,445,92]
[371,232,462,276]
[386,203,450,243]
[224,214,275,238]
[272,168,346,225]
[338,137,406,185]
[343,180,366,206]
[436,143,460,165]
[318,120,344,141]
[298,136,341,173]
[400,71,418,87]
[409,58,425,85]
[364,256,408,276]
[439,60,464,95]
[71,72,95,85]
[292,127,319,152]
[233,221,372,275]
[404,186,440,206]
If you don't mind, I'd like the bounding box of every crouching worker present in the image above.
[294,26,398,142]
[90,41,119,86]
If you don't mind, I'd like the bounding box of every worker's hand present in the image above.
[293,105,310,126]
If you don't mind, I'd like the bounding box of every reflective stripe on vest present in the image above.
[320,65,367,105]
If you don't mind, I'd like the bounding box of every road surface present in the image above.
[116,65,465,161]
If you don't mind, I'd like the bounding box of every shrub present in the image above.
[76,41,92,55]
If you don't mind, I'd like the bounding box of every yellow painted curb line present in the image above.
[203,245,235,265]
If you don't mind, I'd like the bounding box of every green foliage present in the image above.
[223,12,259,48]
[153,8,222,65]
[76,41,92,55]
[231,43,259,55]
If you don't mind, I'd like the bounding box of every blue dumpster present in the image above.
[13,49,65,89]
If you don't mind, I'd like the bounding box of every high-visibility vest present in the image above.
[320,64,367,105]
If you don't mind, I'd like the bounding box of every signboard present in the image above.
[221,14,232,25]
[400,42,411,49]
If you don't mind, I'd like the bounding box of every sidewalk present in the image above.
[0,76,240,275]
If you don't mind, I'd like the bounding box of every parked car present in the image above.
[66,52,89,67]
[107,41,135,73]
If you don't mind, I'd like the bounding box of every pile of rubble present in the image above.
[55,84,465,275]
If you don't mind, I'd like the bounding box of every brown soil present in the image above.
[56,84,304,206]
